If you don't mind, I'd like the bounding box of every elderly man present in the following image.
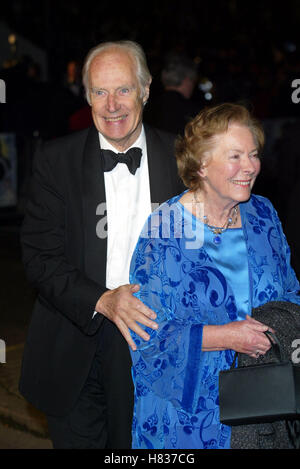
[19,40,183,449]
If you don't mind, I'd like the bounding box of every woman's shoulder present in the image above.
[241,194,277,222]
[245,193,275,211]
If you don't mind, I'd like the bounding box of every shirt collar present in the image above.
[98,125,145,153]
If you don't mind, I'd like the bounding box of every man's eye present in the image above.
[92,89,105,96]
[120,88,130,95]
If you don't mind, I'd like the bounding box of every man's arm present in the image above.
[21,142,106,334]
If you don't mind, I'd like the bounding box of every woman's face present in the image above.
[198,123,261,207]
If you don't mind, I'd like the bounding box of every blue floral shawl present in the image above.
[129,193,300,449]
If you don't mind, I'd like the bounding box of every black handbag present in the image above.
[219,331,300,426]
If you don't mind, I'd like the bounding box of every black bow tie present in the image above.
[102,147,142,175]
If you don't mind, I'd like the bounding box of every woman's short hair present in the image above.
[175,102,265,191]
[82,40,152,104]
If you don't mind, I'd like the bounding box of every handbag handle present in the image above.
[264,330,284,362]
[230,330,284,370]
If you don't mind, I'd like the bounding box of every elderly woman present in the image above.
[129,103,300,449]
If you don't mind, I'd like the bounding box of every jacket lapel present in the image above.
[82,125,107,285]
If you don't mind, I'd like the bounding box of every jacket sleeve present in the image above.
[21,142,106,335]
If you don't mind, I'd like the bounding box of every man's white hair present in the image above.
[82,40,152,104]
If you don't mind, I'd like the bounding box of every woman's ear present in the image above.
[197,163,207,179]
[197,152,211,178]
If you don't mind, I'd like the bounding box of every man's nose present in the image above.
[106,94,120,113]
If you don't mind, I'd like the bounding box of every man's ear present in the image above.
[143,78,152,105]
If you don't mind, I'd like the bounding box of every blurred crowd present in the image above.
[1,39,300,139]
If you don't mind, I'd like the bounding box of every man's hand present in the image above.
[95,284,158,351]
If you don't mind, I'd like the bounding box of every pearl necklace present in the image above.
[193,191,239,245]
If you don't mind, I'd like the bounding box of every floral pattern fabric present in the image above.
[129,193,300,449]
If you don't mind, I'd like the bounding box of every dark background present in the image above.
[1,0,300,136]
[1,0,300,302]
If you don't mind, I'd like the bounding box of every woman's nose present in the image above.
[242,155,258,173]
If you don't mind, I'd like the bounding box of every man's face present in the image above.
[89,48,150,151]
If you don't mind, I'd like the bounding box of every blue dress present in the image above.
[129,193,300,449]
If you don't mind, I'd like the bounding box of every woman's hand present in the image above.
[202,315,273,358]
[222,315,273,357]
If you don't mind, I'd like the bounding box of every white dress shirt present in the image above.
[99,126,152,289]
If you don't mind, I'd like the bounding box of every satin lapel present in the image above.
[145,125,176,205]
[82,125,107,285]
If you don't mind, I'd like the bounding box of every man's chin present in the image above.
[97,124,143,151]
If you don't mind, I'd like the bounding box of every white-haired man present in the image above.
[19,40,184,449]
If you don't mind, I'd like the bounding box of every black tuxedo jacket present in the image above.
[19,124,184,416]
